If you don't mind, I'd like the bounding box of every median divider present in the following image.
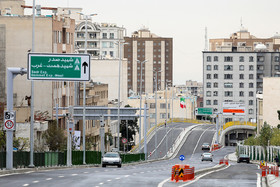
[171,164,195,183]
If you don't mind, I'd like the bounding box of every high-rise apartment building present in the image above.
[124,28,173,96]
[203,27,280,122]
[75,18,125,59]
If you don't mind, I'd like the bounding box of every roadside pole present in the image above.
[144,103,147,160]
[100,115,105,158]
[6,68,27,170]
[216,113,219,144]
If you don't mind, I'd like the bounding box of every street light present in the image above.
[153,69,162,159]
[77,12,97,165]
[165,80,172,156]
[115,40,128,152]
[138,60,147,153]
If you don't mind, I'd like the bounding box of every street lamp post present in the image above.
[78,12,97,164]
[115,41,128,152]
[138,60,147,153]
[153,70,162,159]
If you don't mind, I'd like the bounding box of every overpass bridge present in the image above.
[219,121,257,146]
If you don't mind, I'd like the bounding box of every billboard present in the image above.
[222,102,245,116]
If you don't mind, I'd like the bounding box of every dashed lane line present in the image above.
[22,184,29,187]
[32,181,39,183]
[46,178,52,180]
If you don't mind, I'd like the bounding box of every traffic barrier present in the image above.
[262,167,266,177]
[171,164,194,182]
[211,144,222,151]
[276,166,279,177]
[219,158,229,165]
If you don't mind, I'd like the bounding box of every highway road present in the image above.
[0,123,261,187]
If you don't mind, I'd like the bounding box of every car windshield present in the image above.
[203,143,209,146]
[203,153,211,156]
[104,153,119,158]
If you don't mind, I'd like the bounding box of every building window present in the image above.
[224,82,233,88]
[214,65,218,70]
[110,51,114,57]
[239,82,244,88]
[224,56,233,62]
[206,65,211,70]
[150,103,156,108]
[258,56,265,62]
[214,56,218,61]
[249,91,254,97]
[239,91,244,97]
[160,113,166,119]
[239,65,244,71]
[150,113,156,119]
[160,103,166,109]
[249,109,253,114]
[275,56,279,62]
[239,56,244,62]
[206,82,211,88]
[249,74,254,79]
[249,65,254,71]
[239,74,244,79]
[224,65,233,71]
[207,56,211,62]
[249,100,253,105]
[249,56,254,62]
[206,100,211,105]
[213,100,218,105]
[249,83,254,88]
[214,74,218,79]
[213,91,218,96]
[206,74,211,79]
[214,82,218,88]
[225,91,233,97]
[109,33,114,39]
[102,33,107,39]
[275,65,279,70]
[224,74,233,79]
[206,91,211,97]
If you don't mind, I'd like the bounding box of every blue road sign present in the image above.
[179,155,185,161]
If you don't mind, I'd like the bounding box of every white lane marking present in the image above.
[191,126,213,158]
[71,174,78,176]
[140,171,144,174]
[105,170,108,172]
[58,176,64,178]
[99,182,103,185]
[158,178,170,187]
[133,173,137,175]
[115,177,120,180]
[257,173,261,187]
[178,164,231,187]
[83,172,89,174]
[95,171,99,173]
[107,179,112,182]
[32,181,39,183]
[125,175,130,177]
[23,184,29,187]
[46,178,52,180]
[147,171,151,172]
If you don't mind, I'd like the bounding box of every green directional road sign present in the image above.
[195,107,213,115]
[27,53,90,81]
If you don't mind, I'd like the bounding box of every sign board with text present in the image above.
[195,107,213,115]
[223,102,245,116]
[27,53,90,81]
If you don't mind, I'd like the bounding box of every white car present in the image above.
[201,143,210,150]
[102,152,122,168]
[201,152,213,162]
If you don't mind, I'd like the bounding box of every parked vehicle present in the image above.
[201,152,213,162]
[237,154,250,163]
[102,152,122,168]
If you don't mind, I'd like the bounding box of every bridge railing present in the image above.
[223,121,257,130]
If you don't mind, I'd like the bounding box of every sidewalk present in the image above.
[227,152,280,187]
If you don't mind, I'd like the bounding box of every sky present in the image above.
[25,0,280,84]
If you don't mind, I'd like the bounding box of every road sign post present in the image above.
[28,53,90,81]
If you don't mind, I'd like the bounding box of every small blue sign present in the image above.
[179,155,185,161]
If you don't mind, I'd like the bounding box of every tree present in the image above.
[42,120,67,151]
[259,122,272,147]
[13,137,29,151]
[270,128,280,146]
[0,130,5,151]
